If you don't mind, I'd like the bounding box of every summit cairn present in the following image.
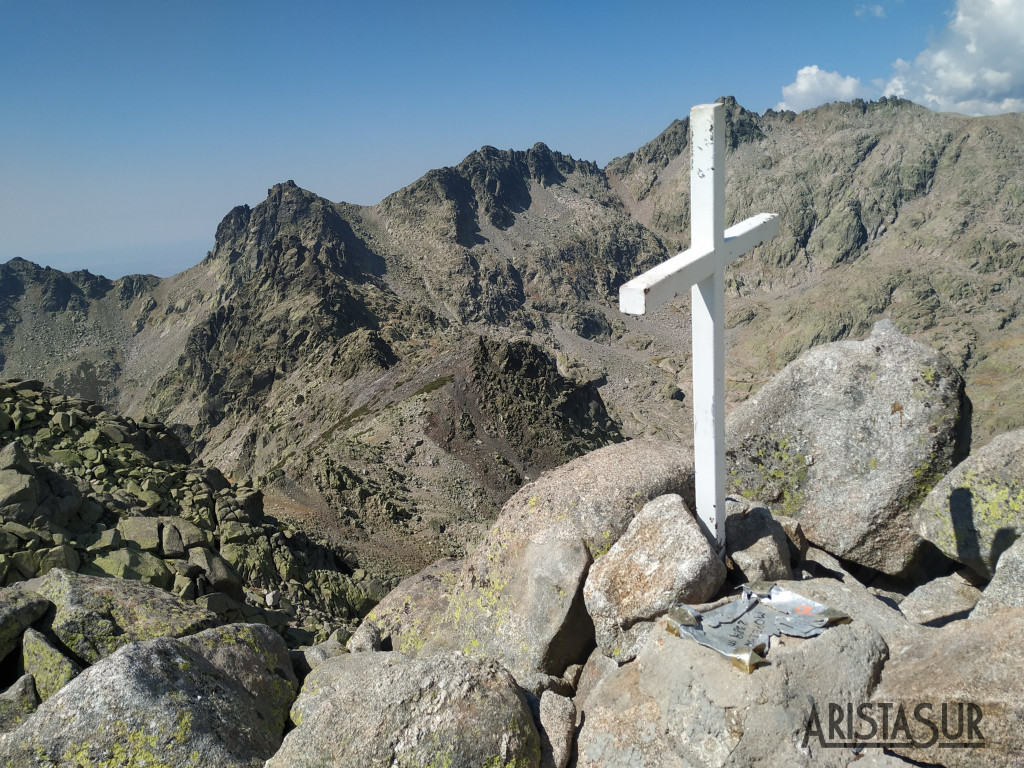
[619,102,779,550]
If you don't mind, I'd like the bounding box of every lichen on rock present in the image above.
[917,428,1024,578]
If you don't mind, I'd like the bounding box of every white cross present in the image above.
[619,102,779,551]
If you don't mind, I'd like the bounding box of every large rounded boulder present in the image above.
[268,652,540,768]
[0,623,297,767]
[727,320,969,575]
[362,439,696,681]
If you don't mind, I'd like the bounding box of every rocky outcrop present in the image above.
[972,535,1024,618]
[872,608,1024,767]
[268,652,540,768]
[6,99,1024,596]
[1,372,1017,765]
[727,320,969,575]
[335,410,974,767]
[347,556,461,654]
[32,569,217,664]
[0,571,216,727]
[575,590,890,767]
[572,574,919,767]
[916,427,1024,578]
[0,567,305,763]
[7,96,1024,766]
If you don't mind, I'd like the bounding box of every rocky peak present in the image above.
[606,96,764,181]
[458,143,599,229]
[378,166,480,247]
[606,118,688,178]
[206,181,367,286]
[0,259,113,315]
[114,273,160,306]
[717,94,766,148]
[380,142,604,242]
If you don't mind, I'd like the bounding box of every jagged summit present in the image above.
[205,180,375,285]
[377,140,606,255]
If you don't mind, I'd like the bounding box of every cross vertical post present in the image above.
[690,104,727,553]
[618,102,780,552]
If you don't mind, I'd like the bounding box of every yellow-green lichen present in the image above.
[22,630,80,702]
[923,468,1024,571]
[909,459,947,508]
[60,710,196,768]
[445,572,512,657]
[589,529,613,560]
[731,434,808,516]
[958,470,1024,528]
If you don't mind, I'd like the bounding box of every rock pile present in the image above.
[3,324,1024,766]
[0,379,379,643]
[0,584,297,766]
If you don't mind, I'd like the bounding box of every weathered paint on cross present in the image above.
[619,102,779,551]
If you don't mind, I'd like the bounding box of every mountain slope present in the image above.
[607,97,1024,432]
[4,97,1024,580]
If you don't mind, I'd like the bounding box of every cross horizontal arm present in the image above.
[619,213,780,316]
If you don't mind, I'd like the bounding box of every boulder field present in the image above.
[2,323,1024,766]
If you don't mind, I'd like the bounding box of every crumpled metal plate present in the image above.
[665,583,850,673]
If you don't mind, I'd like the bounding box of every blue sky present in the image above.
[2,0,1022,278]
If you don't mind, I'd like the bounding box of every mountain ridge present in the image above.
[4,95,1024,580]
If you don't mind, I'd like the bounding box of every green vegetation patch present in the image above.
[413,376,453,398]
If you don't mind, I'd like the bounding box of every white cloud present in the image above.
[855,4,886,18]
[775,65,874,112]
[882,0,1024,114]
